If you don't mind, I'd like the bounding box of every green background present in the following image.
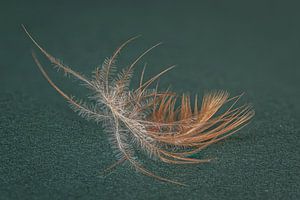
[1,0,299,199]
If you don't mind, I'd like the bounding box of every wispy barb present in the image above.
[22,25,255,186]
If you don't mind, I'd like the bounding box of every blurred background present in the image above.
[0,0,299,199]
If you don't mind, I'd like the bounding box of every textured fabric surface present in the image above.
[0,1,299,199]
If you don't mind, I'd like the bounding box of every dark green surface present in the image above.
[1,1,299,199]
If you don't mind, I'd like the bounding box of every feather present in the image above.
[23,25,254,186]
